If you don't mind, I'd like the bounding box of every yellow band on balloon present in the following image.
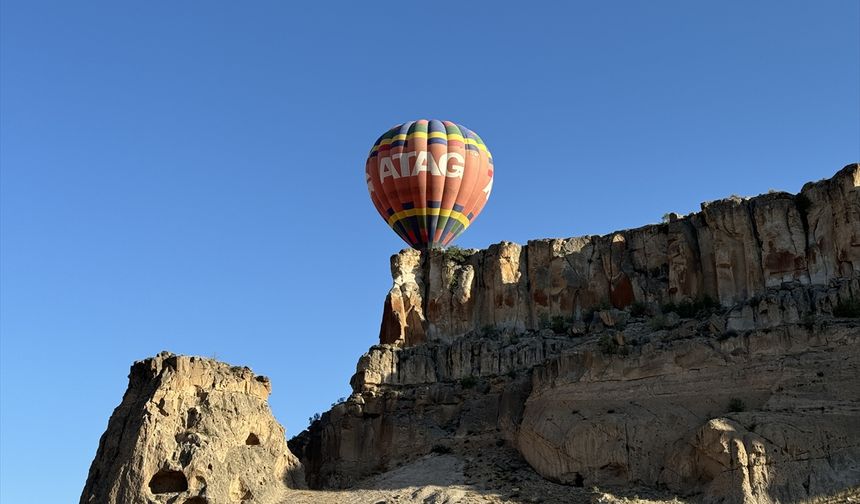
[378,132,491,155]
[387,208,471,228]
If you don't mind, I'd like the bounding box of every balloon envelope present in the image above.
[365,120,494,249]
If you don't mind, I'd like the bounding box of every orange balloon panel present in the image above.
[365,120,494,249]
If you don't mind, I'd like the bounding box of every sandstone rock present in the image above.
[519,324,860,502]
[292,166,860,504]
[379,164,859,345]
[80,352,304,504]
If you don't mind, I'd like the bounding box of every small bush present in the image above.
[662,296,720,319]
[443,245,469,264]
[597,335,618,355]
[506,369,517,379]
[629,301,648,317]
[460,376,478,389]
[648,314,668,331]
[481,325,500,338]
[833,298,860,318]
[430,445,452,455]
[550,315,571,334]
[717,329,738,341]
[583,302,611,323]
[727,397,746,413]
[583,309,597,324]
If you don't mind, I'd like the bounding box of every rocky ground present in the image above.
[282,447,689,504]
[281,444,860,504]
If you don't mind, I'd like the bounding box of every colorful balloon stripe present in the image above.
[365,119,494,249]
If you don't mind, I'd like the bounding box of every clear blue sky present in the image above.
[1,1,858,501]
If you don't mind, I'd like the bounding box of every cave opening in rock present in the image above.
[245,433,260,445]
[149,469,189,494]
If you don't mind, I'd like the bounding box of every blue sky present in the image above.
[1,1,858,501]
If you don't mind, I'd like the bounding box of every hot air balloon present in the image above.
[365,120,494,249]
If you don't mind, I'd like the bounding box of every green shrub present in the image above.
[727,397,746,413]
[597,335,618,355]
[629,301,648,317]
[717,329,738,341]
[481,325,500,338]
[550,315,571,334]
[647,314,668,331]
[443,245,469,264]
[662,296,720,319]
[833,298,860,318]
[583,309,596,324]
[460,376,478,389]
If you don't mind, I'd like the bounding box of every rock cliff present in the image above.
[83,165,859,504]
[80,352,305,504]
[378,164,859,346]
[290,164,860,503]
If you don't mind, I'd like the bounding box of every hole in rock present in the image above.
[149,469,189,494]
[186,408,201,428]
[573,473,584,487]
[245,433,260,445]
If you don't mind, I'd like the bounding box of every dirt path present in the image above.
[281,448,687,504]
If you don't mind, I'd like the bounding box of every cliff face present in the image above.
[379,164,859,347]
[291,164,860,503]
[81,352,305,504]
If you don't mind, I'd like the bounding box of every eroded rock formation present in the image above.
[83,165,859,504]
[379,164,859,345]
[291,164,860,503]
[80,352,305,504]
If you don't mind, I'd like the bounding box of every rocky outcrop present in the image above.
[291,165,860,503]
[81,352,305,504]
[379,164,859,346]
[520,323,860,502]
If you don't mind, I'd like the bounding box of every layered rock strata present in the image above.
[291,165,860,503]
[379,164,859,346]
[81,352,305,504]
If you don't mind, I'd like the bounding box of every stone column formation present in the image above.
[80,352,305,504]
